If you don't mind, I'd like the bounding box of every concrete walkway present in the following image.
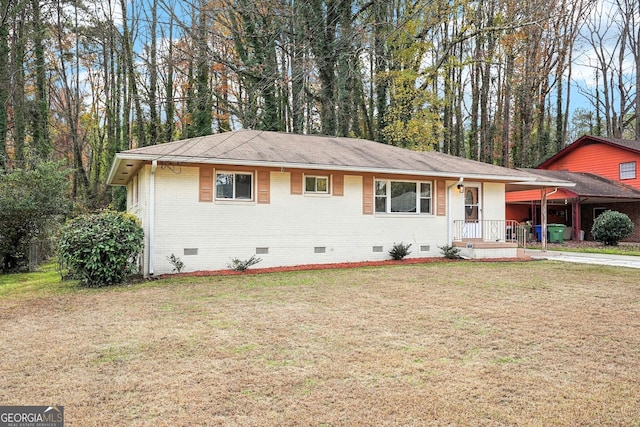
[525,249,640,269]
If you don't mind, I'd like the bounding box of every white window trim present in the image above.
[620,161,636,180]
[374,178,433,215]
[304,174,330,195]
[215,171,254,201]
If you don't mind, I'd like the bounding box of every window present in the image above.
[216,172,253,200]
[594,207,608,219]
[374,179,432,214]
[305,175,329,193]
[419,182,431,214]
[620,162,636,180]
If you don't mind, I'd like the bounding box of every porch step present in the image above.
[453,241,518,249]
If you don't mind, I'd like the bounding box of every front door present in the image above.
[464,185,482,239]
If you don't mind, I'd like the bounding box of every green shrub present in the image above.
[591,210,634,246]
[389,242,412,260]
[228,255,262,272]
[439,244,462,259]
[58,211,144,286]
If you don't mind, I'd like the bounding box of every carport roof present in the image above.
[518,169,640,200]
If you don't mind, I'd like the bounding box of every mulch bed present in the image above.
[158,255,535,279]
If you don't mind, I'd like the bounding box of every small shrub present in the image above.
[439,244,462,259]
[228,255,262,272]
[167,254,185,273]
[591,210,634,246]
[58,211,144,287]
[389,242,412,260]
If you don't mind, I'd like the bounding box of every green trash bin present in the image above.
[548,224,565,243]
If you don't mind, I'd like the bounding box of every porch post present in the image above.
[573,200,582,241]
[541,188,548,251]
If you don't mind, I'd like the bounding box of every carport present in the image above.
[506,169,640,244]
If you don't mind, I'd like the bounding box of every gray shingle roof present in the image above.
[108,130,570,186]
[591,136,640,153]
[520,169,640,199]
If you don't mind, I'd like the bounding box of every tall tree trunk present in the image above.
[454,42,464,158]
[635,24,640,139]
[165,14,175,141]
[193,0,211,136]
[502,53,513,167]
[121,0,147,147]
[374,0,388,142]
[11,12,26,164]
[336,0,353,137]
[312,0,338,136]
[555,70,564,152]
[468,63,480,161]
[290,0,305,133]
[479,2,496,163]
[31,0,50,161]
[148,0,159,144]
[54,0,89,200]
[0,0,10,170]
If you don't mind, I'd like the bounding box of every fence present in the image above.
[28,239,55,272]
[453,220,527,247]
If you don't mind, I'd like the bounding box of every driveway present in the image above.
[526,249,640,269]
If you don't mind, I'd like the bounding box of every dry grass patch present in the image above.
[2,261,640,426]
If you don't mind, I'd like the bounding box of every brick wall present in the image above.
[581,201,640,242]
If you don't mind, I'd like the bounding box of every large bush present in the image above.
[0,162,71,272]
[591,210,634,246]
[58,211,144,286]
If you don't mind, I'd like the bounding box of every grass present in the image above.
[2,261,640,425]
[0,261,79,299]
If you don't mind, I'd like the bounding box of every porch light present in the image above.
[457,183,464,194]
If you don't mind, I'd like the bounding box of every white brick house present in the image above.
[107,130,562,276]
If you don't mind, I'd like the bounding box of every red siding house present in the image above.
[506,135,640,242]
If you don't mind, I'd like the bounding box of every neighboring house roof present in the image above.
[519,169,640,201]
[538,135,640,169]
[107,130,573,187]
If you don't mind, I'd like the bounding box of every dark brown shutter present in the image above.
[257,170,270,204]
[199,166,213,202]
[290,171,303,195]
[437,179,446,216]
[362,175,373,214]
[333,173,344,196]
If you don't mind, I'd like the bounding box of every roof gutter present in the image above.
[148,160,158,277]
[106,154,123,185]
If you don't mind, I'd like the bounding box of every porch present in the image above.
[452,220,525,259]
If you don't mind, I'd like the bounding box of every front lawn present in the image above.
[2,262,639,425]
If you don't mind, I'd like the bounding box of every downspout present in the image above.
[148,160,158,276]
[447,177,464,244]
